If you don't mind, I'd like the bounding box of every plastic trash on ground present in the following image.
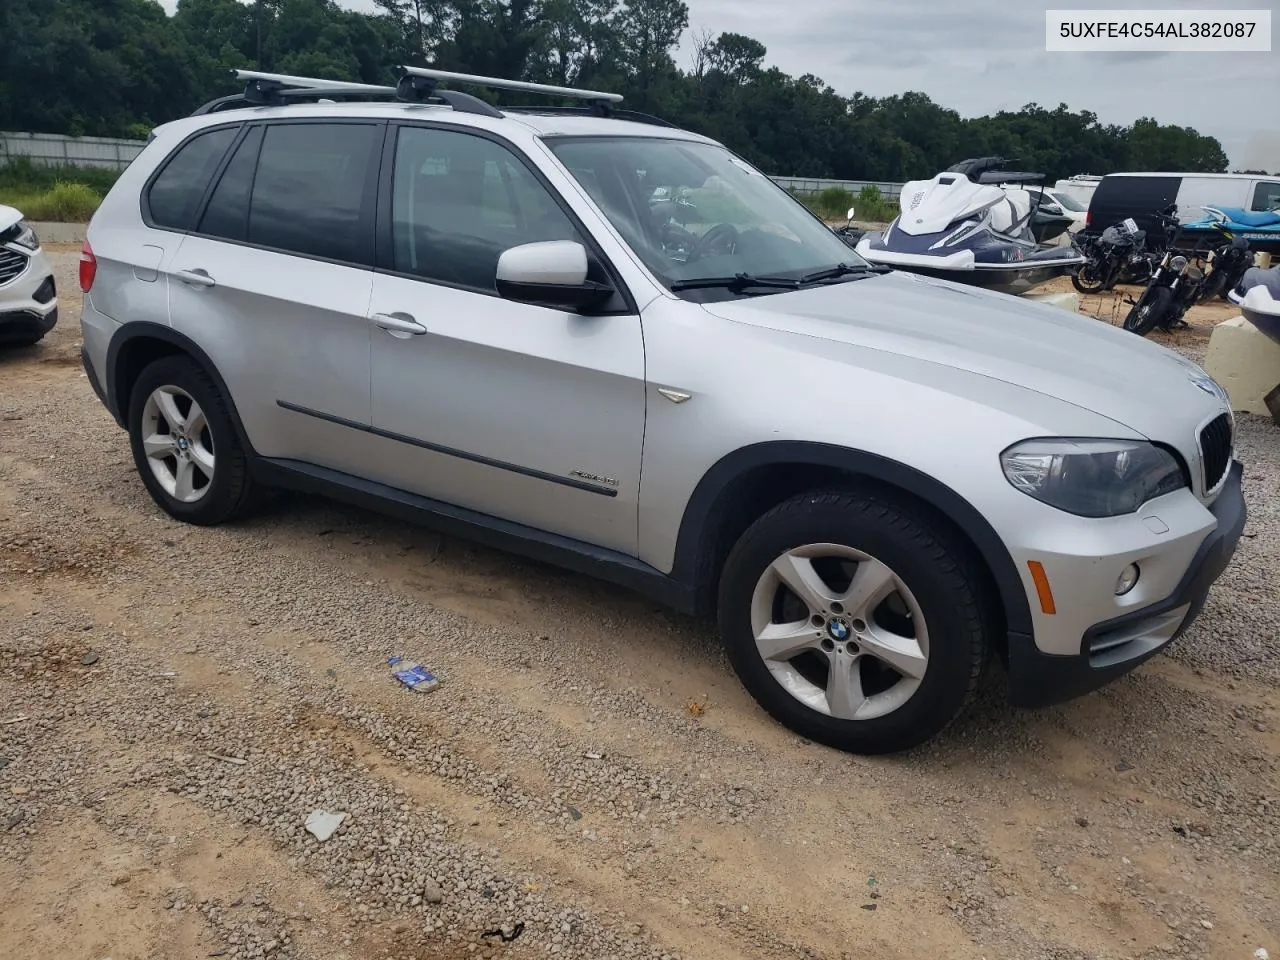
[304,810,347,841]
[388,655,441,693]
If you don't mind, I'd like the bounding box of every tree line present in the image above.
[1,0,1240,183]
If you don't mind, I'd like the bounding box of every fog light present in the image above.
[1115,564,1140,595]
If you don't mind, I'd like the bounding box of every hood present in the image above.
[0,204,23,234]
[698,270,1227,441]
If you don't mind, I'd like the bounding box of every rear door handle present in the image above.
[372,312,427,337]
[174,268,216,288]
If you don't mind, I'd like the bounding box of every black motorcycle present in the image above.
[1071,205,1179,294]
[833,206,867,248]
[1198,227,1252,302]
[1122,222,1247,335]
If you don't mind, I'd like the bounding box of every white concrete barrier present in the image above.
[1203,315,1280,415]
[1024,290,1079,312]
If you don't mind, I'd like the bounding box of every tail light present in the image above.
[1085,209,1092,228]
[79,239,97,292]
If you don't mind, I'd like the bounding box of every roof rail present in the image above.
[502,105,677,129]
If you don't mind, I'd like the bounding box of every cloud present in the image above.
[678,0,1279,168]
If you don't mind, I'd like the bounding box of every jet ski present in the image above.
[855,157,1085,295]
[1227,264,1280,345]
[1181,205,1280,256]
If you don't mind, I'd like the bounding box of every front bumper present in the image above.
[0,244,58,343]
[1006,459,1246,708]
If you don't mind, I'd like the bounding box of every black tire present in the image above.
[1123,285,1173,335]
[1071,260,1107,294]
[716,490,988,755]
[127,355,258,526]
[1,332,46,347]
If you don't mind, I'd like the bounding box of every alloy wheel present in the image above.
[749,543,929,721]
[140,385,215,503]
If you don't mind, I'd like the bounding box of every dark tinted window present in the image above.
[147,126,238,230]
[391,127,581,290]
[198,126,263,242]
[248,122,379,264]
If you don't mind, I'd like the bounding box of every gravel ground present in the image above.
[2,250,1279,960]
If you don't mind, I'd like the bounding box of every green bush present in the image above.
[813,185,856,219]
[853,183,896,223]
[0,156,120,196]
[2,181,103,222]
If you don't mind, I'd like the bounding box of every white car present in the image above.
[1027,186,1088,234]
[0,204,58,346]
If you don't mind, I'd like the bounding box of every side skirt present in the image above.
[250,457,699,615]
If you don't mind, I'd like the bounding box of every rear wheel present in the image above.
[716,490,988,754]
[1123,285,1173,335]
[127,355,258,525]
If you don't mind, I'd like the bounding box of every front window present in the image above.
[1252,180,1280,212]
[545,136,870,299]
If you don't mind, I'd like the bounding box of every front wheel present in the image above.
[1123,284,1173,335]
[127,355,258,525]
[716,490,988,754]
[1071,258,1108,294]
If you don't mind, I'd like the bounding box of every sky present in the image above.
[158,0,1280,172]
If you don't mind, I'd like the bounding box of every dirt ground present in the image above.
[2,249,1278,960]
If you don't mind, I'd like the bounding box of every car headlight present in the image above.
[11,222,39,251]
[1000,438,1186,518]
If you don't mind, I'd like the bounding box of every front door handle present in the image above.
[174,268,216,288]
[372,312,427,337]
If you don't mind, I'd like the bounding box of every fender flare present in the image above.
[669,441,1033,636]
[104,322,254,452]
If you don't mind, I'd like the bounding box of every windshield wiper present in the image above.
[797,262,889,284]
[669,273,800,293]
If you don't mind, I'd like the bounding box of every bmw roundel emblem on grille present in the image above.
[827,618,851,641]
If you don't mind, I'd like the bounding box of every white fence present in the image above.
[1,131,147,171]
[0,130,905,200]
[770,176,903,200]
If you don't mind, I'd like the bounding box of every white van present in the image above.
[1086,171,1280,234]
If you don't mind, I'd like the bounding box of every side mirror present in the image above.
[495,241,614,312]
[846,206,857,222]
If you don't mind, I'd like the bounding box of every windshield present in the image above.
[1049,190,1086,212]
[545,136,869,297]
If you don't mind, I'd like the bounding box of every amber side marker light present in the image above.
[1027,561,1056,615]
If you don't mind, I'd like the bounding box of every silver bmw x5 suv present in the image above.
[78,67,1246,753]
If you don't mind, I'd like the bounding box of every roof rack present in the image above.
[191,68,504,118]
[189,65,640,123]
[191,70,399,115]
[394,66,624,115]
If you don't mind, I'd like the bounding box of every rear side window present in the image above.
[246,122,380,265]
[146,126,239,230]
[197,126,264,242]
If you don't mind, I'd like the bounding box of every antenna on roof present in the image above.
[394,65,623,116]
